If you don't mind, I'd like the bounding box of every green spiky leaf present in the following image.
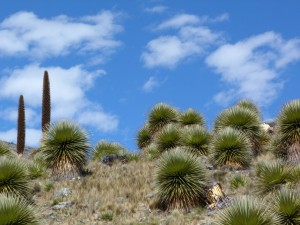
[180,109,205,127]
[93,140,126,160]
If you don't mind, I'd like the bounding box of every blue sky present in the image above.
[0,1,300,151]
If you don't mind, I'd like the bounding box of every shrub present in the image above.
[181,125,210,156]
[214,106,262,153]
[255,161,291,194]
[93,141,126,161]
[180,109,205,127]
[216,196,274,225]
[148,103,179,133]
[210,127,252,169]
[272,188,300,224]
[0,158,30,198]
[0,142,13,158]
[230,174,247,189]
[275,99,300,162]
[41,120,90,179]
[156,124,181,152]
[155,148,208,210]
[136,124,152,150]
[0,194,39,225]
[236,99,260,117]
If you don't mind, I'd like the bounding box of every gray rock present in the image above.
[52,201,73,210]
[54,187,72,199]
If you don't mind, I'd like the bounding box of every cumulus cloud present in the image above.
[206,31,300,106]
[145,5,168,14]
[0,128,41,147]
[0,11,122,62]
[142,76,160,92]
[142,13,224,68]
[0,107,39,127]
[0,64,119,132]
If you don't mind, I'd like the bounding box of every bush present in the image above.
[210,127,252,169]
[136,124,152,150]
[155,148,208,210]
[272,188,300,224]
[0,194,39,225]
[93,141,126,161]
[181,125,210,156]
[156,124,181,152]
[180,108,205,127]
[41,120,90,179]
[216,196,274,225]
[0,158,30,198]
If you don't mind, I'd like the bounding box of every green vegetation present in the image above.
[155,148,208,210]
[156,124,181,152]
[216,196,274,225]
[0,158,30,198]
[41,120,90,179]
[275,99,300,162]
[93,140,126,160]
[210,127,252,169]
[180,108,205,127]
[272,188,300,225]
[0,194,39,225]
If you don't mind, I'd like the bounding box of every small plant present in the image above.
[156,124,181,152]
[0,194,39,225]
[92,140,126,161]
[137,124,152,150]
[272,188,300,224]
[230,174,247,189]
[214,106,262,152]
[155,148,208,210]
[255,161,291,194]
[216,196,274,225]
[41,120,90,179]
[181,125,210,156]
[0,142,13,158]
[26,161,46,179]
[180,108,205,127]
[44,182,54,192]
[52,199,60,206]
[0,158,30,198]
[275,99,300,162]
[148,103,179,133]
[236,99,261,117]
[101,211,113,221]
[210,127,252,169]
[127,152,139,162]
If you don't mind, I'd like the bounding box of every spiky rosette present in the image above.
[136,124,152,150]
[0,194,39,225]
[214,106,262,153]
[276,99,300,162]
[0,142,14,158]
[210,127,252,169]
[41,120,90,179]
[181,125,210,156]
[156,124,181,152]
[155,148,208,210]
[272,188,300,224]
[180,108,205,127]
[92,140,126,160]
[148,103,179,133]
[0,158,30,198]
[236,99,261,117]
[255,161,291,194]
[216,196,274,225]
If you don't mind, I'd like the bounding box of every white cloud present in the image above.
[142,13,224,68]
[206,31,300,106]
[0,11,122,62]
[0,128,41,147]
[0,64,118,132]
[142,76,160,92]
[0,107,39,127]
[145,5,168,14]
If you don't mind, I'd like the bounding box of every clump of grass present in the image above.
[216,196,274,225]
[230,174,247,189]
[44,182,54,192]
[101,211,114,221]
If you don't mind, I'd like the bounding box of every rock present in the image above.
[206,164,214,170]
[101,154,128,166]
[52,201,73,210]
[54,188,72,199]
